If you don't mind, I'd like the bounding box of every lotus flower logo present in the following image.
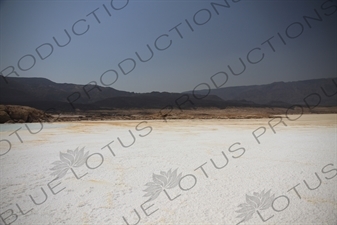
[236,189,275,222]
[50,147,89,179]
[143,168,182,201]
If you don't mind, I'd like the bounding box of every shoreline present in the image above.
[48,106,337,122]
[1,105,336,124]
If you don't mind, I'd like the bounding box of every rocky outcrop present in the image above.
[0,105,53,123]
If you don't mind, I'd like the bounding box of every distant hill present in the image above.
[0,76,256,111]
[1,76,335,112]
[190,78,337,107]
[0,76,132,103]
[91,92,258,110]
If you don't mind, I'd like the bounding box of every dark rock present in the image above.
[0,110,11,123]
[6,105,31,121]
[0,105,52,124]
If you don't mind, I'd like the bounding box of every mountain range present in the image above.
[1,75,336,112]
[190,78,337,107]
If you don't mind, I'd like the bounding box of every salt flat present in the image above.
[0,114,336,225]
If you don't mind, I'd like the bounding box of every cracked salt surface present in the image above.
[0,114,336,224]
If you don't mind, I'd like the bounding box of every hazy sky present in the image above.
[1,0,336,93]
